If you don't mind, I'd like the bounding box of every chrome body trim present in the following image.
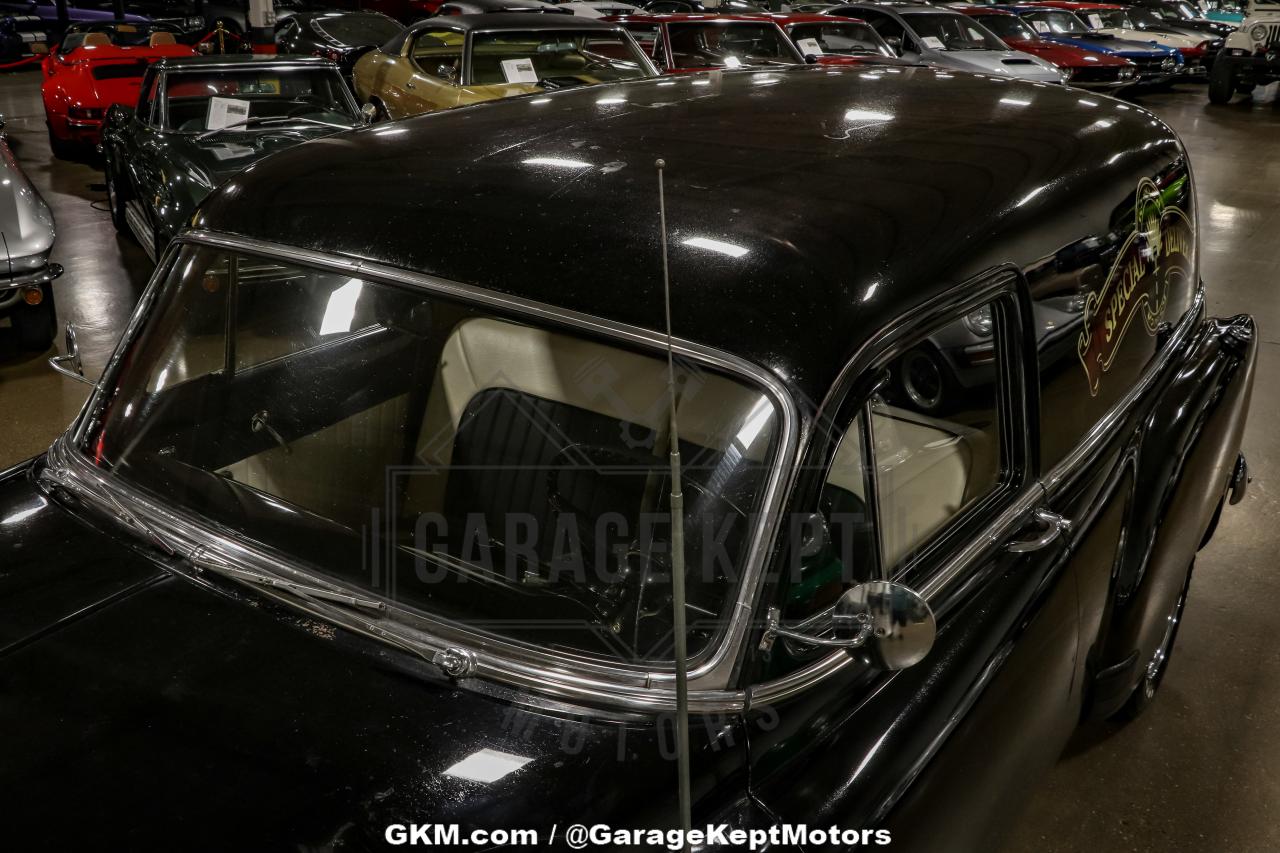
[0,262,63,294]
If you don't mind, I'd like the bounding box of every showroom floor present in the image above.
[1,69,1278,851]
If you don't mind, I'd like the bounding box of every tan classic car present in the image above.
[353,12,659,119]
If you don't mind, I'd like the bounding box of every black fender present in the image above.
[1087,314,1256,718]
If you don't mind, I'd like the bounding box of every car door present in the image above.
[395,26,466,116]
[745,272,1083,852]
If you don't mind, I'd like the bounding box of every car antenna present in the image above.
[656,157,693,850]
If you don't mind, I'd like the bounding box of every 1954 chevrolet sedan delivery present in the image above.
[0,67,1256,851]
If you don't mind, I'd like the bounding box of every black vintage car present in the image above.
[275,10,404,76]
[4,67,1256,850]
[99,54,363,263]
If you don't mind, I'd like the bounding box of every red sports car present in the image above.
[958,6,1136,89]
[41,22,196,158]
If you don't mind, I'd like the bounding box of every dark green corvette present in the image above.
[101,55,364,262]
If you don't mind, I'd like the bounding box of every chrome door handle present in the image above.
[1006,508,1071,553]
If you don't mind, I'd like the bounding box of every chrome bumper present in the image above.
[0,263,64,292]
[0,263,63,311]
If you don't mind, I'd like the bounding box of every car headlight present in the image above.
[1120,65,1136,78]
[1161,56,1175,70]
[963,305,994,338]
[1060,67,1072,83]
[1250,23,1268,42]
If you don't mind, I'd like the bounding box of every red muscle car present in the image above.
[41,22,196,158]
[958,6,1137,89]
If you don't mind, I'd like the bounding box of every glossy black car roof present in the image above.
[193,67,1181,405]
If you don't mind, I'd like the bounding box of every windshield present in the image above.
[906,13,1009,51]
[1021,10,1092,35]
[973,14,1038,41]
[162,67,358,132]
[1095,9,1135,27]
[312,12,402,46]
[666,22,802,68]
[1165,1,1201,18]
[1127,8,1167,26]
[467,30,652,86]
[81,247,781,665]
[786,21,894,56]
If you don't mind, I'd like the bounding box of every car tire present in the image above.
[12,285,57,351]
[1208,62,1235,104]
[1114,558,1194,722]
[104,155,130,233]
[897,346,955,415]
[46,122,74,160]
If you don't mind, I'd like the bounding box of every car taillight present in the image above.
[313,47,342,62]
[67,106,105,120]
[21,286,42,306]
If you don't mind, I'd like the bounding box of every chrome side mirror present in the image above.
[48,323,95,386]
[360,102,377,125]
[835,581,935,671]
[761,581,936,671]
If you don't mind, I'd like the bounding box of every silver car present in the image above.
[0,116,61,352]
[830,2,1067,82]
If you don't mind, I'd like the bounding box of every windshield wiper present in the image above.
[98,487,179,556]
[190,547,388,614]
[195,115,355,140]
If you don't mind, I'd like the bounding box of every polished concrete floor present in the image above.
[1,69,1279,851]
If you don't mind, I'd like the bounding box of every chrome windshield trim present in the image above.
[51,230,800,709]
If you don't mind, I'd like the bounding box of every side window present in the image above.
[410,29,465,82]
[787,300,1010,619]
[864,13,908,52]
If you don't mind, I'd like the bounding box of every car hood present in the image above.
[0,141,54,269]
[1004,36,1131,66]
[172,125,360,191]
[1098,25,1201,48]
[0,459,744,849]
[938,49,1061,80]
[1043,34,1173,57]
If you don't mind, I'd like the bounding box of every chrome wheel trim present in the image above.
[902,349,944,410]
